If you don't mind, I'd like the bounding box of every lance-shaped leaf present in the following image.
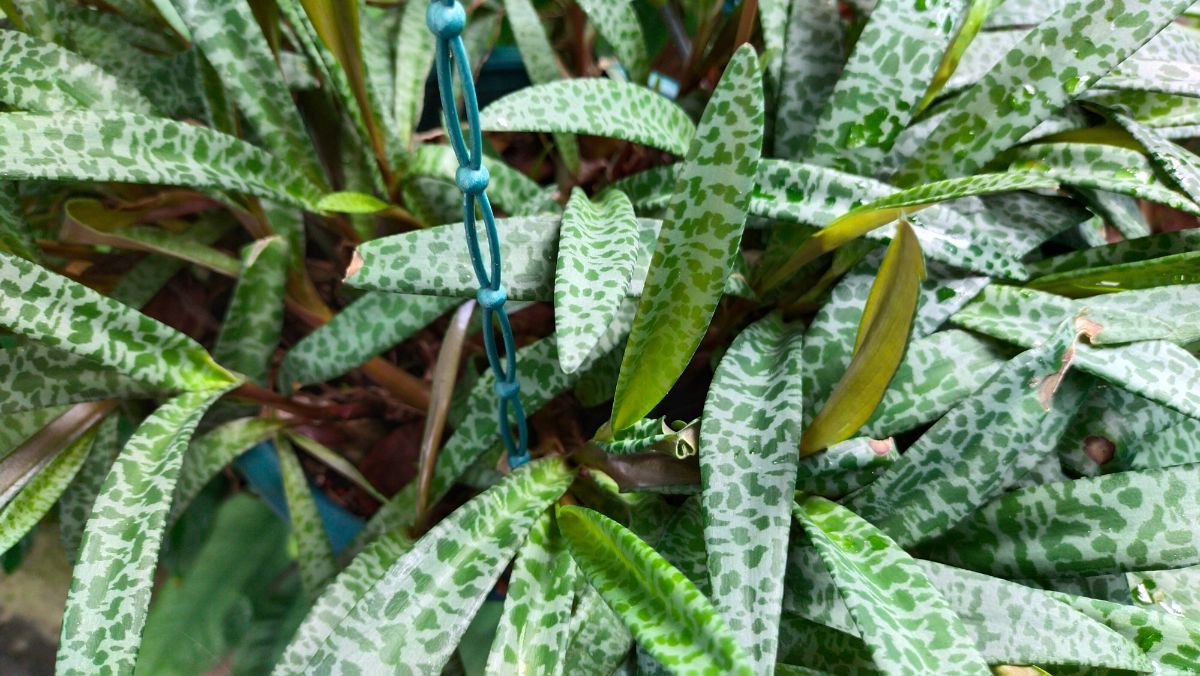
[392,0,434,151]
[1027,227,1200,277]
[919,463,1200,578]
[557,505,754,674]
[611,44,763,431]
[773,0,845,157]
[0,251,238,392]
[0,422,98,554]
[699,313,802,671]
[793,437,898,497]
[484,510,577,675]
[279,291,456,390]
[0,339,163,414]
[804,0,967,176]
[1027,250,1200,297]
[169,0,326,189]
[212,237,288,385]
[59,414,120,562]
[1006,142,1200,216]
[763,171,1053,288]
[502,0,579,174]
[293,457,575,674]
[915,0,997,113]
[481,78,696,156]
[801,220,925,454]
[1113,111,1200,203]
[57,387,232,674]
[1075,187,1150,240]
[0,29,153,113]
[792,496,991,675]
[287,431,386,503]
[1119,415,1200,472]
[847,320,1088,547]
[576,0,648,81]
[1053,592,1200,672]
[555,188,639,373]
[276,435,336,596]
[0,112,324,208]
[170,417,286,523]
[862,329,1011,439]
[60,198,241,277]
[897,0,1196,184]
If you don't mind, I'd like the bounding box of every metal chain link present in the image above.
[426,0,530,468]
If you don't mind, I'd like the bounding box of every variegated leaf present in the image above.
[484,510,577,676]
[0,251,238,392]
[276,434,336,596]
[792,496,990,674]
[391,0,434,152]
[897,0,1195,183]
[0,339,163,414]
[57,386,233,674]
[481,78,696,156]
[699,313,803,671]
[920,463,1200,578]
[212,236,288,385]
[170,417,286,523]
[576,0,648,81]
[0,112,325,208]
[295,457,575,674]
[59,414,120,562]
[554,188,639,373]
[0,421,98,554]
[612,44,763,430]
[558,505,754,675]
[847,320,1088,548]
[0,28,153,113]
[772,0,845,157]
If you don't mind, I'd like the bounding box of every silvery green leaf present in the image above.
[170,417,286,524]
[0,339,163,414]
[276,435,336,596]
[576,0,649,81]
[212,237,288,385]
[0,28,154,114]
[405,143,560,216]
[0,420,98,554]
[59,414,120,562]
[392,0,434,151]
[612,44,764,430]
[57,387,233,674]
[0,251,238,392]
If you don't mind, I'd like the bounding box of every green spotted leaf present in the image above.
[169,0,327,189]
[502,0,579,174]
[0,28,154,113]
[611,44,763,430]
[57,386,233,674]
[481,78,696,156]
[805,0,967,175]
[554,188,639,373]
[405,144,560,216]
[1026,250,1200,297]
[1052,592,1200,672]
[699,313,803,672]
[897,0,1196,184]
[772,0,845,157]
[484,510,577,675]
[558,505,754,675]
[577,0,648,81]
[801,220,925,454]
[0,112,325,209]
[1113,111,1200,203]
[791,496,991,675]
[294,457,575,674]
[1026,225,1200,277]
[0,181,38,262]
[212,236,289,385]
[59,414,120,562]
[0,420,98,555]
[279,291,456,390]
[276,434,336,596]
[170,417,287,524]
[919,463,1200,578]
[0,339,163,414]
[846,319,1088,548]
[563,582,633,676]
[0,251,238,392]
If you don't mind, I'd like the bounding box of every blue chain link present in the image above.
[426,0,530,468]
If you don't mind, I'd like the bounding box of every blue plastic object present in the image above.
[426,0,530,468]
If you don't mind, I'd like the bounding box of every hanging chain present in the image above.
[426,0,530,468]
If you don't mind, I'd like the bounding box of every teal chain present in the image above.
[426,0,530,468]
